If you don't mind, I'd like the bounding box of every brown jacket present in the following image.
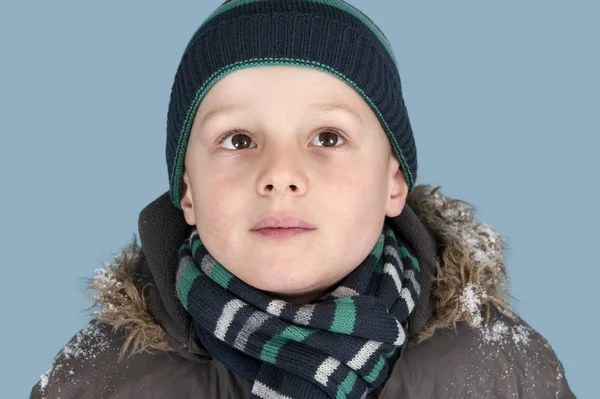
[30,186,576,398]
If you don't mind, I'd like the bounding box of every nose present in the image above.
[256,144,308,197]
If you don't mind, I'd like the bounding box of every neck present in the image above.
[264,287,330,305]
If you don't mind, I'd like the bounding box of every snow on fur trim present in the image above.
[86,237,171,358]
[407,185,516,343]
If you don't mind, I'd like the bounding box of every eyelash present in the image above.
[215,128,248,146]
[214,128,348,148]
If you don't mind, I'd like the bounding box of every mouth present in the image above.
[252,227,314,240]
[251,216,316,240]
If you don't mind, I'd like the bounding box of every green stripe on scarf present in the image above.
[400,247,421,272]
[176,244,202,310]
[192,238,201,254]
[364,348,397,383]
[210,264,234,289]
[190,236,234,289]
[260,325,316,364]
[372,238,384,259]
[336,370,358,399]
[331,298,356,334]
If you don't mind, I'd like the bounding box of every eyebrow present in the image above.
[195,101,363,131]
[308,103,363,125]
[195,103,250,131]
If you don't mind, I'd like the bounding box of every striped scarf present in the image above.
[175,225,422,399]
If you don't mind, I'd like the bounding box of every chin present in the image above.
[240,264,323,297]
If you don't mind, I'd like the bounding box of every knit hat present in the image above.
[166,0,417,209]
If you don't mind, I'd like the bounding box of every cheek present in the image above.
[196,177,239,216]
[190,170,243,243]
[193,191,242,268]
[327,162,389,217]
[320,163,389,257]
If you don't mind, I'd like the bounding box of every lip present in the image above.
[251,216,316,240]
[251,216,316,230]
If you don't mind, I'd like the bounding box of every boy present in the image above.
[31,1,575,398]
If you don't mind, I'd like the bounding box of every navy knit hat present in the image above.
[166,0,417,209]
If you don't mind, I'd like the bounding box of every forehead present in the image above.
[196,102,364,133]
[194,66,374,126]
[219,63,346,83]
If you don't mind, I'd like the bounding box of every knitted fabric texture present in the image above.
[166,0,418,208]
[175,225,422,399]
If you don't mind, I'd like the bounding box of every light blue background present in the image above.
[1,1,597,397]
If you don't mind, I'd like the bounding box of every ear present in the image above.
[385,156,409,218]
[180,169,197,226]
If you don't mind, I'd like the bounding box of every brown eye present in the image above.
[219,131,256,150]
[313,130,345,147]
[231,134,252,149]
[319,131,338,146]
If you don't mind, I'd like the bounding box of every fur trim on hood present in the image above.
[406,186,515,342]
[87,185,516,358]
[86,249,170,358]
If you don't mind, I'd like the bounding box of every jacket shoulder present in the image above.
[30,320,251,399]
[380,309,576,398]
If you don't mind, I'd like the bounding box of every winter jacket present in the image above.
[30,185,576,398]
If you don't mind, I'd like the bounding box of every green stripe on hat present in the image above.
[200,0,397,66]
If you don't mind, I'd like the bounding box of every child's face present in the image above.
[181,66,407,303]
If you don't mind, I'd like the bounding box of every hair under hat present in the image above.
[166,0,417,209]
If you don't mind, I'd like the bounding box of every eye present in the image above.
[312,129,346,147]
[218,130,256,150]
